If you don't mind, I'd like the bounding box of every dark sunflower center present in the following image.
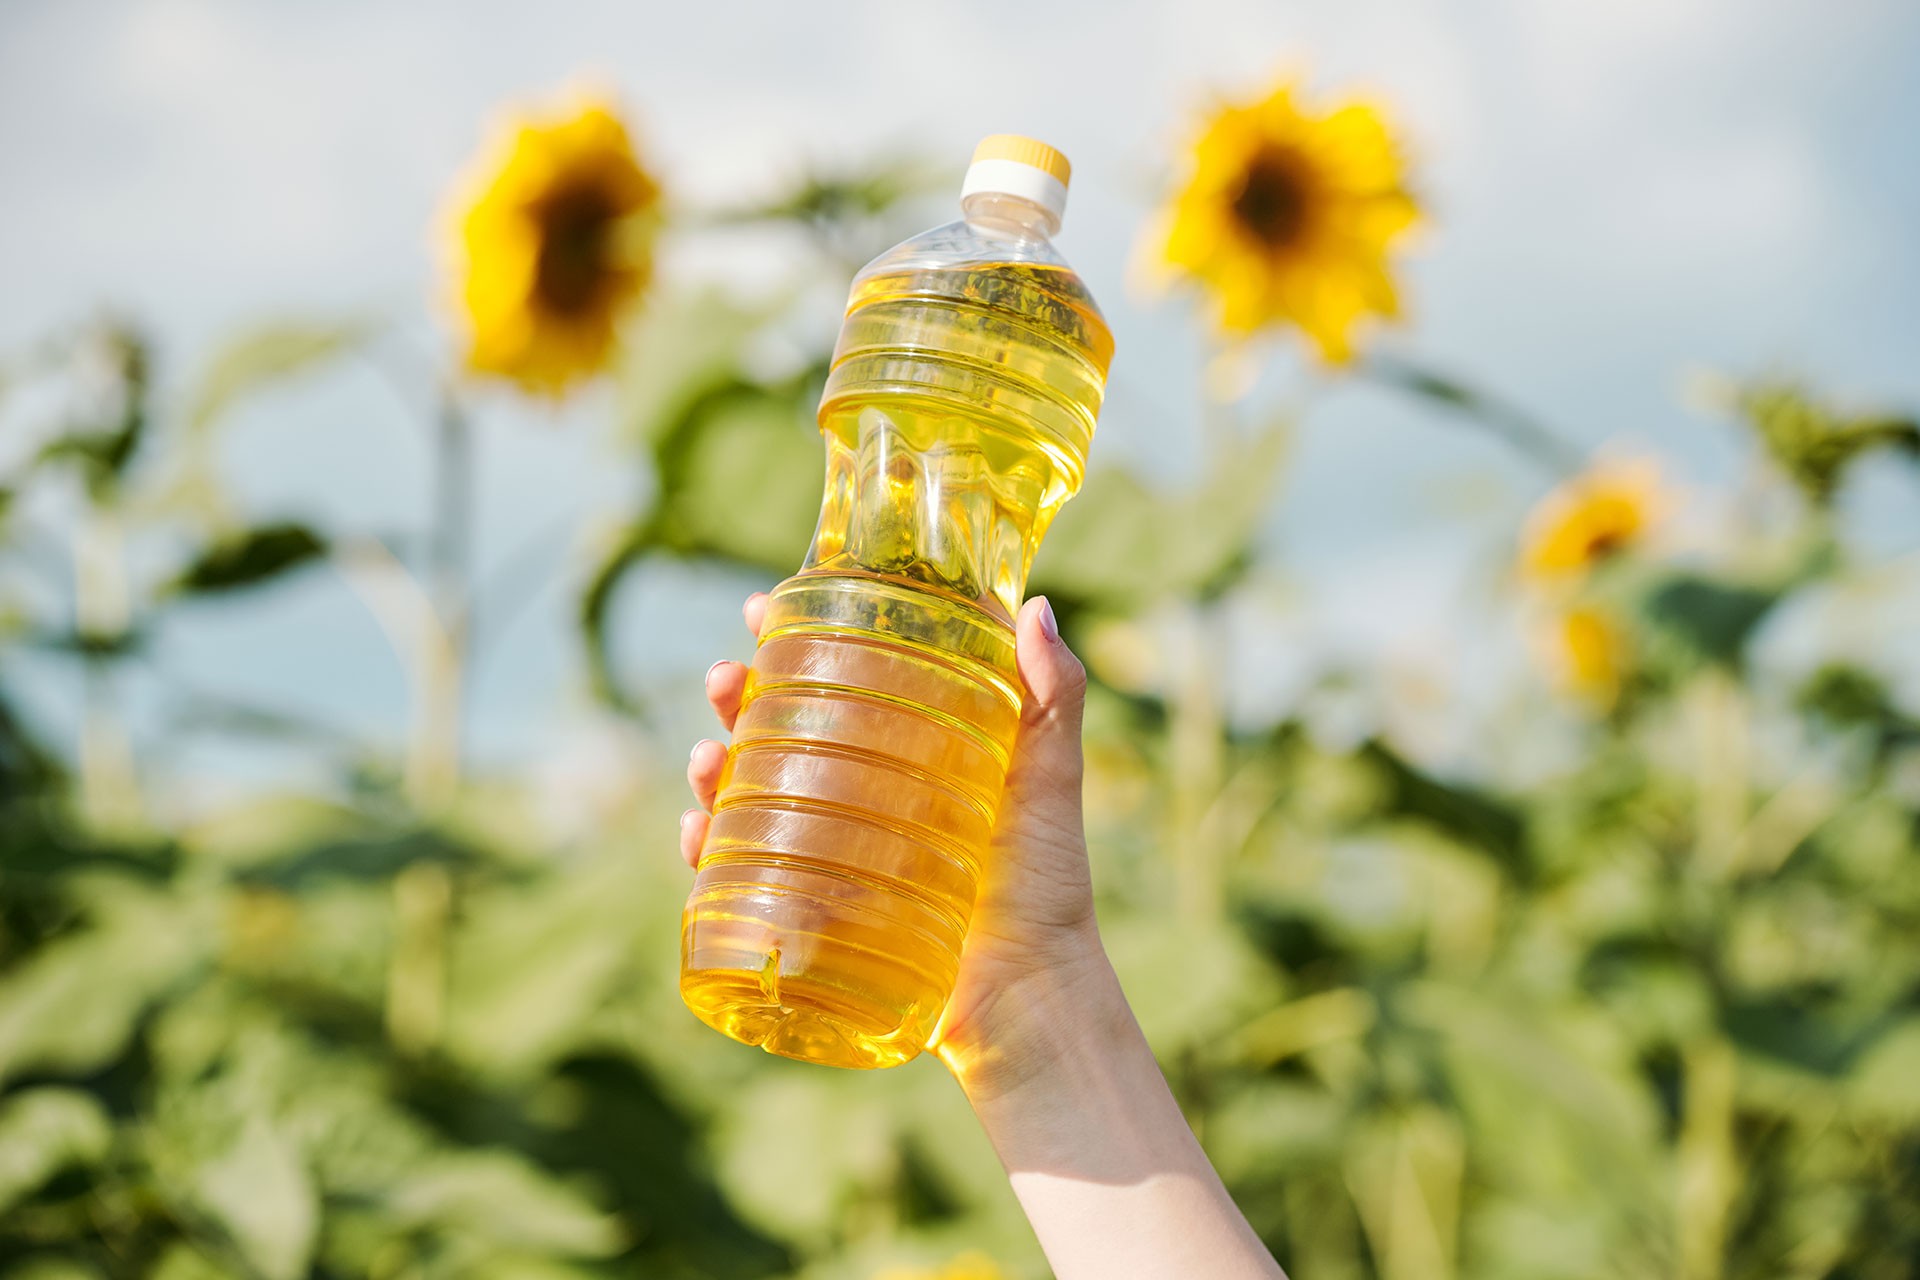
[1584,528,1627,560]
[1229,147,1311,249]
[534,183,619,315]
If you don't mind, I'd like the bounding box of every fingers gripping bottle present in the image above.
[679,136,1113,1068]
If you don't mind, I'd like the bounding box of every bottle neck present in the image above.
[960,191,1061,240]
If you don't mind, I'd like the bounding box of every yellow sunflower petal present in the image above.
[1164,197,1232,270]
[1552,606,1629,707]
[1189,103,1267,181]
[1309,103,1408,191]
[1297,271,1371,364]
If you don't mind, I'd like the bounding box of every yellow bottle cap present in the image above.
[970,135,1072,187]
[963,134,1072,224]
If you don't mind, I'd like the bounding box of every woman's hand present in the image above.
[678,592,1117,1095]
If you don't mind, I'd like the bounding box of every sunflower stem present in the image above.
[1363,352,1585,478]
[409,390,472,811]
[74,507,140,833]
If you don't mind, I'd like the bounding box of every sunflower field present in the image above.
[3,59,1920,1280]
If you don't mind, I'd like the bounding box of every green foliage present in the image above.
[0,796,789,1278]
[34,324,151,500]
[579,289,825,709]
[0,1090,112,1217]
[1640,574,1783,674]
[184,320,376,438]
[1796,663,1920,767]
[725,163,949,233]
[168,523,329,596]
[1036,422,1291,616]
[637,367,828,569]
[1732,379,1920,506]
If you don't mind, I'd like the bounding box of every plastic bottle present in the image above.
[680,135,1112,1068]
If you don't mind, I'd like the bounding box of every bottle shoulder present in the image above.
[849,220,1111,371]
[857,217,1069,275]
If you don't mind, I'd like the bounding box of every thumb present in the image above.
[1003,596,1089,821]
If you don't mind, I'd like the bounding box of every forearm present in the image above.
[945,955,1286,1280]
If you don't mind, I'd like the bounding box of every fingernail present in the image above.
[704,660,726,686]
[1037,597,1060,643]
[679,808,698,829]
[689,740,705,762]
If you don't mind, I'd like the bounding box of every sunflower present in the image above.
[1151,80,1419,363]
[447,94,660,396]
[1519,458,1667,581]
[1542,606,1629,708]
[873,1253,1004,1280]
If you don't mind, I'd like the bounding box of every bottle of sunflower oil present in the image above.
[679,136,1112,1069]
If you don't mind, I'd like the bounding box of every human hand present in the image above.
[678,592,1120,1093]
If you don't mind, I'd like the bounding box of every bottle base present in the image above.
[681,967,930,1070]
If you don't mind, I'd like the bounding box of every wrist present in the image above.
[936,930,1137,1109]
[944,940,1212,1190]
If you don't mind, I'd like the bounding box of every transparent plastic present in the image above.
[679,189,1113,1068]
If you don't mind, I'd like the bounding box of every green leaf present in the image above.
[193,1120,317,1280]
[1204,1080,1347,1182]
[0,687,63,797]
[387,1151,624,1256]
[21,627,147,660]
[0,1261,106,1280]
[175,792,371,868]
[1358,738,1531,881]
[1641,573,1782,672]
[616,288,783,447]
[1722,996,1880,1077]
[1233,902,1361,982]
[1103,915,1282,1052]
[185,319,375,437]
[1849,1018,1920,1123]
[1797,662,1895,726]
[1733,378,1920,506]
[443,859,640,1077]
[33,324,151,497]
[168,523,328,596]
[711,1075,894,1244]
[0,890,214,1085]
[1406,981,1667,1205]
[1796,662,1920,759]
[235,826,494,892]
[1034,422,1290,613]
[0,1088,113,1215]
[146,1245,233,1280]
[577,522,653,712]
[713,157,948,229]
[583,365,824,710]
[648,381,823,569]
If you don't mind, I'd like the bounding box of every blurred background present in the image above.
[3,1,1918,1277]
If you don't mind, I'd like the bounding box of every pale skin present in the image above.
[680,593,1287,1280]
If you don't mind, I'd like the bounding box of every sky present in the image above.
[2,0,1917,802]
